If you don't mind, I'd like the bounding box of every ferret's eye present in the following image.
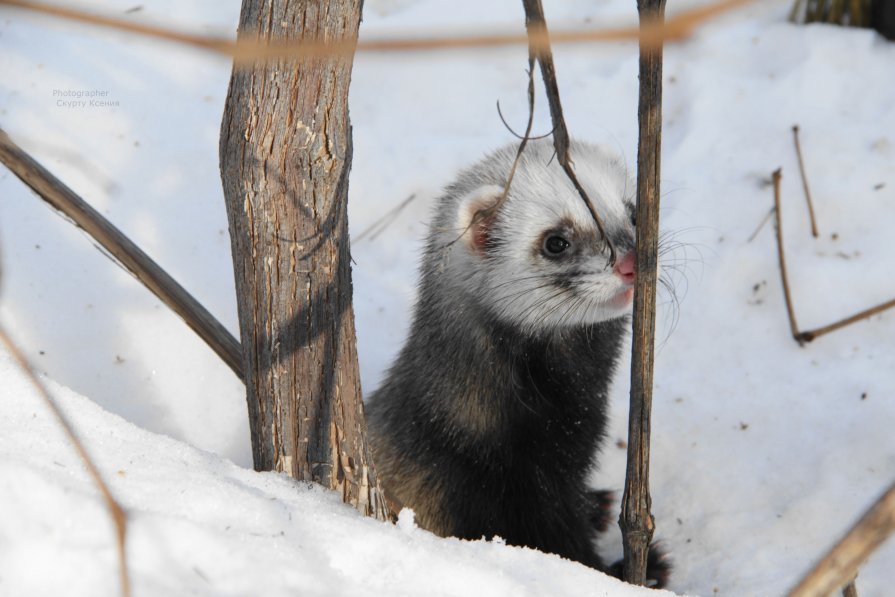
[543,235,571,256]
[628,204,637,227]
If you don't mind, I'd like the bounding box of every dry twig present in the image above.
[797,297,895,343]
[769,166,894,345]
[0,324,131,597]
[354,193,418,243]
[491,53,538,215]
[443,62,536,250]
[619,0,666,585]
[792,125,819,237]
[0,129,244,379]
[771,168,803,345]
[0,0,756,62]
[747,206,775,243]
[521,0,616,264]
[788,481,895,597]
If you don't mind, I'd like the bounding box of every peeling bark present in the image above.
[219,0,388,520]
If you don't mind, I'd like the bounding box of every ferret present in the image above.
[366,138,668,586]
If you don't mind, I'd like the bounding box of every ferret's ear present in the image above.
[457,185,504,256]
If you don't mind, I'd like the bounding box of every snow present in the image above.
[1,354,674,597]
[1,0,894,595]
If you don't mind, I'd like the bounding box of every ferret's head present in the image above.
[432,139,637,335]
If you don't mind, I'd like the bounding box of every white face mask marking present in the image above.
[430,139,637,336]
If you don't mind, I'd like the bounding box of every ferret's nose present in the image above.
[614,251,636,285]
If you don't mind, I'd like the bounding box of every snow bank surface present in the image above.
[0,354,673,597]
[1,0,894,595]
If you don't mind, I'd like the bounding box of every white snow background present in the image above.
[1,0,893,595]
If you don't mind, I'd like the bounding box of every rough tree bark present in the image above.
[219,0,388,520]
[620,0,666,585]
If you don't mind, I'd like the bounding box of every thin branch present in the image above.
[496,58,538,208]
[0,128,244,379]
[438,61,538,255]
[458,60,538,244]
[496,100,555,141]
[792,125,819,237]
[771,168,803,345]
[747,206,775,243]
[521,0,617,264]
[797,297,895,343]
[619,0,666,586]
[0,324,131,597]
[0,0,757,62]
[768,163,893,345]
[788,481,895,597]
[353,193,418,243]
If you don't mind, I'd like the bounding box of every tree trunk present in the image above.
[219,0,389,520]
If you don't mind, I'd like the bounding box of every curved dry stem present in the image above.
[0,325,131,597]
[788,482,895,597]
[0,0,757,61]
[521,0,617,264]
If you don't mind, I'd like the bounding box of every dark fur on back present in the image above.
[369,303,624,567]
